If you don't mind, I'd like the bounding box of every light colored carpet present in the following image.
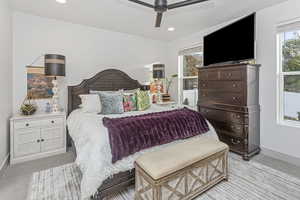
[27,156,300,200]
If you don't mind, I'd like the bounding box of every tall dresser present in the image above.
[198,63,260,160]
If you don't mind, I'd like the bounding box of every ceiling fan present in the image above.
[128,0,210,27]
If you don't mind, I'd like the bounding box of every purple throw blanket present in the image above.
[103,107,209,163]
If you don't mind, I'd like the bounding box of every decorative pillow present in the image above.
[98,91,124,114]
[136,89,151,111]
[123,92,137,112]
[79,94,102,113]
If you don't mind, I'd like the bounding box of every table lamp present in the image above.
[44,54,66,113]
[153,64,165,103]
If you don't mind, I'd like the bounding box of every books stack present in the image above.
[162,94,171,102]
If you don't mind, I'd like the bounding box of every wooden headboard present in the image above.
[68,69,142,115]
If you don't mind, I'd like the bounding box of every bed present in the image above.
[67,69,219,200]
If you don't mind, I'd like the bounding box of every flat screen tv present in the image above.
[203,13,255,66]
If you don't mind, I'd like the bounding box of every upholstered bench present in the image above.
[135,137,229,200]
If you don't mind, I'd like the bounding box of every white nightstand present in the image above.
[10,112,66,165]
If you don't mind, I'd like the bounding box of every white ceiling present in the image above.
[11,0,286,41]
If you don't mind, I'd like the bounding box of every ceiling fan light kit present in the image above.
[128,0,209,27]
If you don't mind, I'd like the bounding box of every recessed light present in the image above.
[56,0,67,4]
[168,27,175,32]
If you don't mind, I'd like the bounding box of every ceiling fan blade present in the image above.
[128,0,154,8]
[155,12,163,27]
[168,0,210,10]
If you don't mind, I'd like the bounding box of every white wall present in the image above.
[167,0,300,159]
[166,19,239,102]
[256,0,300,159]
[13,12,168,112]
[0,0,12,167]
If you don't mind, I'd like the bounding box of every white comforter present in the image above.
[67,105,218,199]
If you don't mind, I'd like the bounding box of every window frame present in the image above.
[277,32,300,128]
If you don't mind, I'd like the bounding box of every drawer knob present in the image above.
[232,97,238,100]
[26,123,29,127]
[231,138,241,145]
[41,139,45,142]
[237,115,241,119]
[51,120,55,124]
[233,84,236,87]
[37,139,40,143]
[228,73,232,77]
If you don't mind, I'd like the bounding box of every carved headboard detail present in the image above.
[68,69,142,115]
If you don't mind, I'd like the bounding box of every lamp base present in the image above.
[51,77,60,113]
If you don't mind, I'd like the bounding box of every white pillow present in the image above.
[79,94,102,113]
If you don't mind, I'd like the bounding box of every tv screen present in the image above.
[203,13,255,66]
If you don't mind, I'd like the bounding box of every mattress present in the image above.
[67,104,219,199]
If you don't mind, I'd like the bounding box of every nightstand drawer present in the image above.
[41,127,63,140]
[14,120,41,130]
[40,118,64,127]
[41,138,64,152]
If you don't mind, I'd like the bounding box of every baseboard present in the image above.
[0,154,9,178]
[261,147,300,167]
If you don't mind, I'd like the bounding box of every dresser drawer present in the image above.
[218,134,245,153]
[219,69,243,81]
[41,127,64,140]
[198,70,219,81]
[199,107,247,124]
[211,121,245,138]
[41,138,64,152]
[199,91,244,106]
[199,81,243,92]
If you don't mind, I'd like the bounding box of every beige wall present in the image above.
[0,0,12,168]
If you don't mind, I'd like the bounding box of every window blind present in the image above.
[277,20,300,33]
[178,46,202,56]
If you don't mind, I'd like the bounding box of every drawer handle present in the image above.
[231,125,241,130]
[41,139,45,142]
[232,97,239,101]
[26,123,29,127]
[232,114,241,119]
[227,73,232,77]
[233,84,237,87]
[37,139,40,143]
[231,138,241,145]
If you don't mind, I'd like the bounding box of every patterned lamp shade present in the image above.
[153,64,165,79]
[44,54,66,77]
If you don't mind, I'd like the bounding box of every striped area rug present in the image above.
[27,156,300,200]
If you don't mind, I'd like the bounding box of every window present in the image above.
[277,29,300,125]
[178,46,203,108]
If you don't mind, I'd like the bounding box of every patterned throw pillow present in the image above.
[136,89,151,111]
[97,91,124,115]
[123,93,137,112]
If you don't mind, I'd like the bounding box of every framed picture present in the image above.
[27,66,54,99]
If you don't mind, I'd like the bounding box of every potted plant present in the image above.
[166,74,178,94]
[20,92,37,115]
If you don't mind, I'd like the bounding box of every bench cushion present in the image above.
[136,137,228,180]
